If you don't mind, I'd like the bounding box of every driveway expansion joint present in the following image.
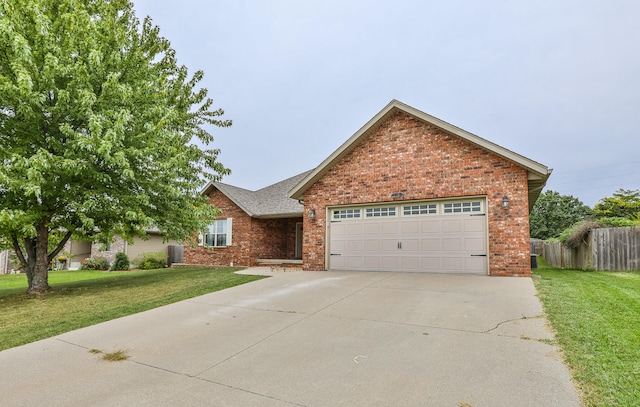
[49,341,309,407]
[192,273,396,377]
[192,375,308,407]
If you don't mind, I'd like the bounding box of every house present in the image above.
[1,232,178,273]
[187,100,551,277]
[88,231,178,267]
[61,231,178,269]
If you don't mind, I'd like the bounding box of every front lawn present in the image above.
[533,259,640,407]
[0,267,265,352]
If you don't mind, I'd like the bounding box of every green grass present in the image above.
[0,267,265,352]
[533,259,640,407]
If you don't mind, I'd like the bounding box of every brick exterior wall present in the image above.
[302,110,532,276]
[184,188,303,267]
[91,236,126,264]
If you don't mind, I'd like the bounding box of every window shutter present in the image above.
[226,218,233,246]
[197,232,204,246]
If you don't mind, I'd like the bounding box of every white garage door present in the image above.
[328,199,487,273]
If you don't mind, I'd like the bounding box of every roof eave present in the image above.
[253,211,304,219]
[201,182,256,217]
[289,101,398,199]
[527,169,553,212]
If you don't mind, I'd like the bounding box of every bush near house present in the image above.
[136,252,167,270]
[110,252,130,271]
[80,256,110,271]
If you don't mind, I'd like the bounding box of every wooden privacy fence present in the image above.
[530,239,544,255]
[542,226,640,271]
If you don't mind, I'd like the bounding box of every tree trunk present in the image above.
[25,224,51,295]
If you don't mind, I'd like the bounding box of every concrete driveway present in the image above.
[0,270,581,407]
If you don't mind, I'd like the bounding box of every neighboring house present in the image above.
[1,233,176,273]
[187,100,551,277]
[89,231,178,267]
[65,240,92,266]
[0,241,90,273]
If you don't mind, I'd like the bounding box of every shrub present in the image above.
[135,252,167,270]
[80,256,110,271]
[598,217,640,227]
[560,220,603,249]
[110,252,130,271]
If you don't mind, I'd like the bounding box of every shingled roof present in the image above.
[201,170,311,218]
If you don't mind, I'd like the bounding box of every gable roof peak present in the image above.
[288,99,551,208]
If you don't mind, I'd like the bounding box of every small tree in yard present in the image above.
[0,0,229,294]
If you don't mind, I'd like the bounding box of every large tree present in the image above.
[529,190,592,240]
[593,189,640,220]
[0,0,230,293]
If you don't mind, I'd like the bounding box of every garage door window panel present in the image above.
[333,209,361,219]
[443,201,482,214]
[365,207,397,217]
[403,204,437,216]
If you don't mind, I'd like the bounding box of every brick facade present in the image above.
[302,111,532,276]
[91,237,126,264]
[184,188,303,267]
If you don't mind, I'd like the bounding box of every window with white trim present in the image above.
[201,218,233,247]
[403,204,437,216]
[365,206,397,217]
[443,201,482,214]
[333,209,361,219]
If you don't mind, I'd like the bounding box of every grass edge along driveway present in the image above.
[533,259,640,407]
[0,267,265,352]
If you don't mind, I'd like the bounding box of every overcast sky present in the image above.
[133,0,640,207]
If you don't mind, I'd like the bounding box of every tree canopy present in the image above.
[0,0,230,293]
[529,190,592,240]
[593,189,640,221]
